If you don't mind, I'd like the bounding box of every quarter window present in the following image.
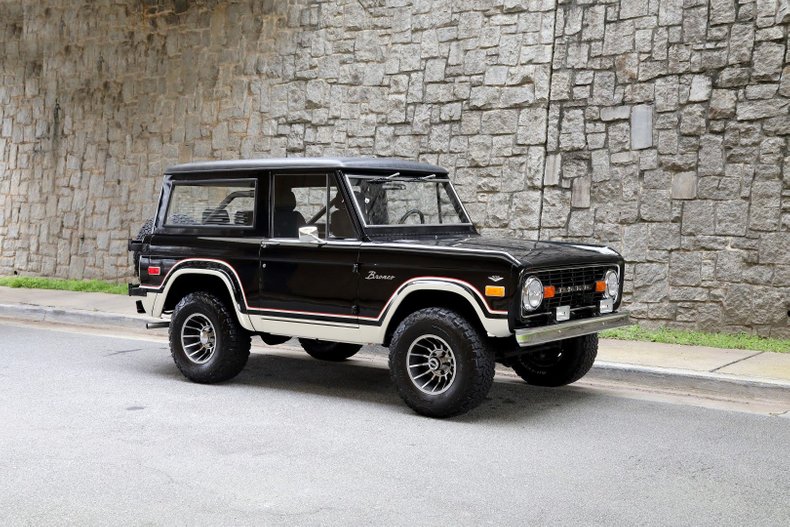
[165,180,256,227]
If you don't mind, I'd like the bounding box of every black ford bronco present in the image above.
[128,158,630,417]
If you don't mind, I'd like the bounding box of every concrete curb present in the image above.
[1,302,788,399]
[0,303,154,330]
[589,361,790,401]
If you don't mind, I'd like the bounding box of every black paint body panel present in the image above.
[131,158,625,337]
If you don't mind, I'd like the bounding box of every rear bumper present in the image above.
[128,283,148,297]
[515,312,631,347]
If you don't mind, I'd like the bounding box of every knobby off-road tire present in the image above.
[169,292,251,383]
[298,339,362,361]
[389,308,495,418]
[132,218,154,276]
[510,334,598,387]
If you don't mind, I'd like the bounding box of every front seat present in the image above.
[273,188,306,237]
[330,196,354,238]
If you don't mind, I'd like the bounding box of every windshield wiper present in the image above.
[367,172,401,183]
[367,172,440,184]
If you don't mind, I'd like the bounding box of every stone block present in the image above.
[688,75,712,102]
[752,42,786,79]
[621,0,649,20]
[623,224,650,262]
[749,180,782,231]
[590,150,610,182]
[640,189,671,222]
[599,106,631,121]
[649,223,682,250]
[728,24,755,65]
[603,20,634,56]
[698,135,725,176]
[630,105,653,150]
[510,190,542,230]
[571,176,591,208]
[540,188,570,228]
[559,109,586,150]
[516,107,547,145]
[780,66,790,97]
[715,201,749,235]
[680,104,706,135]
[633,263,669,302]
[736,99,790,120]
[658,0,683,26]
[708,89,736,119]
[544,153,561,186]
[484,66,508,86]
[682,6,708,43]
[710,0,737,25]
[669,287,708,301]
[681,200,716,235]
[481,110,519,135]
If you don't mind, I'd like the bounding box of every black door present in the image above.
[255,172,360,327]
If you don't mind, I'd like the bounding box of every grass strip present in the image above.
[601,325,790,354]
[1,275,787,353]
[0,276,127,295]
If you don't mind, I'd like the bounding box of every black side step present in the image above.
[146,321,170,329]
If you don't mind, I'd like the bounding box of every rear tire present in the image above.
[169,292,251,383]
[298,339,362,361]
[389,308,495,418]
[510,334,598,387]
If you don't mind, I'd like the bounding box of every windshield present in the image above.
[345,174,470,227]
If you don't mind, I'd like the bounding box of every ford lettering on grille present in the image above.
[557,284,592,294]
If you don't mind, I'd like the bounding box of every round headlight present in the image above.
[522,276,544,311]
[604,269,619,301]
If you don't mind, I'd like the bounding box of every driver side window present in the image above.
[271,174,356,239]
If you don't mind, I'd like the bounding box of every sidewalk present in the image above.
[2,285,789,393]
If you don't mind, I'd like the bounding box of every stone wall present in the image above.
[0,0,787,336]
[546,0,789,336]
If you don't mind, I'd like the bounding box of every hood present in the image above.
[386,234,623,269]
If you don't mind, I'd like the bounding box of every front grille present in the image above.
[522,265,616,319]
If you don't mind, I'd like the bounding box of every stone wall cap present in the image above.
[166,157,448,175]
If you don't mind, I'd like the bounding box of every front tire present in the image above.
[169,292,251,383]
[510,334,598,387]
[389,308,495,418]
[298,339,362,361]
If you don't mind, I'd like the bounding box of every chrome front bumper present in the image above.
[515,312,631,347]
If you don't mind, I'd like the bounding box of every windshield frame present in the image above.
[341,171,476,236]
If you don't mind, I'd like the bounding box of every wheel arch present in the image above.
[380,281,509,346]
[152,268,254,331]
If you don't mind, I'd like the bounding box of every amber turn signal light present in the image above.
[485,285,505,297]
[543,285,556,299]
[595,280,606,292]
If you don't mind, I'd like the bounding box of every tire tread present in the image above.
[169,292,251,383]
[389,307,495,418]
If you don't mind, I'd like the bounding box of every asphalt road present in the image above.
[1,321,789,526]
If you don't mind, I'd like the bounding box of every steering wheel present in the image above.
[398,208,425,224]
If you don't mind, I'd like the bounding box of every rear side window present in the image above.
[165,180,256,227]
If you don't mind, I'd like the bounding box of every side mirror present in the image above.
[298,226,324,244]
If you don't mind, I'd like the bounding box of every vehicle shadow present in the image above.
[200,351,605,421]
[145,346,604,421]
